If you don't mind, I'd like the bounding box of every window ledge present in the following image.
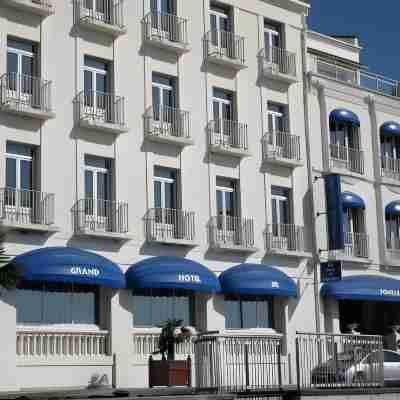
[205,54,247,71]
[143,36,190,55]
[0,220,59,233]
[209,144,251,158]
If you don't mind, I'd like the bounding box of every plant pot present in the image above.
[149,356,191,387]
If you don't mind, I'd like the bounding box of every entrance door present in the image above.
[7,39,36,107]
[271,187,291,250]
[84,156,111,232]
[216,178,237,245]
[152,74,175,134]
[212,88,234,146]
[150,0,173,39]
[210,5,231,57]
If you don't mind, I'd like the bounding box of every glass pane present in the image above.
[16,289,42,324]
[256,300,271,328]
[225,191,234,217]
[164,181,175,209]
[271,198,277,225]
[162,88,173,108]
[222,102,232,121]
[22,55,34,77]
[161,0,171,13]
[72,291,95,324]
[224,300,241,329]
[150,0,158,12]
[96,73,106,94]
[44,289,71,324]
[210,14,217,31]
[280,199,289,225]
[242,300,257,328]
[6,158,16,189]
[7,52,18,74]
[96,0,105,13]
[152,86,160,120]
[133,295,152,326]
[216,190,223,214]
[174,296,189,326]
[213,101,220,122]
[84,0,93,9]
[220,16,229,32]
[84,57,107,71]
[20,160,32,191]
[152,295,174,326]
[97,172,108,201]
[85,170,94,199]
[154,180,162,208]
[84,70,93,93]
[7,39,34,53]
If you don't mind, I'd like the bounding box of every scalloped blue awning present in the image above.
[330,109,360,126]
[9,247,125,288]
[381,122,400,137]
[321,275,400,302]
[219,263,297,297]
[341,191,365,210]
[126,256,220,293]
[386,201,400,216]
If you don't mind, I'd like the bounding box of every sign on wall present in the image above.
[320,261,342,283]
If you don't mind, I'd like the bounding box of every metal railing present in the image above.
[72,198,129,234]
[310,56,400,98]
[208,120,248,151]
[381,156,400,181]
[258,47,296,78]
[343,231,369,258]
[209,216,255,250]
[75,90,126,128]
[16,329,110,359]
[0,73,52,113]
[0,188,55,226]
[195,333,283,393]
[265,224,307,253]
[144,106,191,140]
[144,208,195,242]
[329,144,364,174]
[142,11,188,45]
[262,131,301,163]
[74,0,125,29]
[296,332,383,390]
[204,30,245,65]
[132,329,194,361]
[386,237,400,256]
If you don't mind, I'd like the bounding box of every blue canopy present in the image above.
[321,275,400,302]
[330,109,360,127]
[219,263,297,297]
[10,247,125,289]
[381,121,400,137]
[341,191,365,209]
[126,256,220,293]
[386,201,400,216]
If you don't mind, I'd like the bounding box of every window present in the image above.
[152,73,177,121]
[381,135,400,164]
[212,88,234,140]
[224,295,273,329]
[344,208,365,235]
[210,3,231,52]
[267,103,287,133]
[153,166,177,210]
[132,289,193,327]
[216,177,238,227]
[271,186,290,234]
[17,282,97,325]
[264,21,281,50]
[386,214,400,249]
[84,155,112,218]
[151,0,173,14]
[83,56,109,112]
[384,351,400,363]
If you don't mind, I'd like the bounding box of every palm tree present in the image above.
[0,228,16,289]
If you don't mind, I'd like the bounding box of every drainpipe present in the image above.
[300,14,321,334]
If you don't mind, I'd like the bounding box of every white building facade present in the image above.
[2,0,400,393]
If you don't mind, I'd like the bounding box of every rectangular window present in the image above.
[264,21,282,49]
[83,56,109,112]
[152,73,177,122]
[267,102,287,133]
[153,166,178,210]
[224,295,273,329]
[16,282,98,325]
[5,142,34,192]
[132,289,193,327]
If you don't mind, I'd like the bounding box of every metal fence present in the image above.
[144,208,195,242]
[344,231,370,258]
[144,106,191,140]
[329,144,364,174]
[72,198,129,234]
[258,47,296,78]
[262,131,301,163]
[204,30,245,65]
[265,224,307,253]
[195,333,282,393]
[0,188,55,226]
[209,119,248,151]
[74,0,125,29]
[142,11,188,45]
[75,90,126,128]
[0,73,52,113]
[381,156,400,181]
[209,216,255,250]
[296,332,384,390]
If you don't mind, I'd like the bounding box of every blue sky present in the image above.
[308,1,400,81]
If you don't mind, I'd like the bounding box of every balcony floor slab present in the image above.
[2,0,54,16]
[143,37,190,54]
[210,243,258,254]
[263,156,303,168]
[209,144,251,158]
[146,237,197,247]
[205,54,247,71]
[79,118,129,135]
[145,133,194,147]
[77,18,127,37]
[0,220,59,233]
[265,248,312,258]
[0,102,55,120]
[260,66,298,85]
[74,228,133,241]
[328,252,372,265]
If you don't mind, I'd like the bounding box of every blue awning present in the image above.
[381,122,400,137]
[386,201,400,216]
[330,109,360,126]
[9,247,125,289]
[126,256,220,293]
[321,275,400,302]
[341,191,365,209]
[219,264,297,297]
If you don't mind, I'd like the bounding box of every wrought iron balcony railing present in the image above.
[262,131,301,163]
[329,144,364,174]
[208,119,248,152]
[204,30,245,65]
[344,231,369,258]
[381,155,400,181]
[265,223,307,253]
[258,46,297,78]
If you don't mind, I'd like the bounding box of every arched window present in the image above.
[385,201,400,252]
[380,122,400,180]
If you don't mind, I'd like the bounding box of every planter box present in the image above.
[149,357,191,387]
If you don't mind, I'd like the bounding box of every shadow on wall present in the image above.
[66,236,124,254]
[0,111,42,134]
[203,247,250,264]
[4,230,54,248]
[138,241,193,258]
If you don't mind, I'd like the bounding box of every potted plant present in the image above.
[148,318,195,387]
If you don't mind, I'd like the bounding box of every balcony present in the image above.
[262,131,302,168]
[329,144,364,175]
[208,216,257,253]
[310,55,400,98]
[208,120,250,158]
[203,30,246,71]
[72,198,130,241]
[75,90,128,134]
[265,224,310,257]
[0,188,57,233]
[381,156,400,182]
[2,0,54,17]
[142,11,189,54]
[144,208,196,246]
[386,237,400,265]
[258,47,297,85]
[329,232,370,262]
[73,0,126,37]
[0,73,55,120]
[144,106,193,147]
